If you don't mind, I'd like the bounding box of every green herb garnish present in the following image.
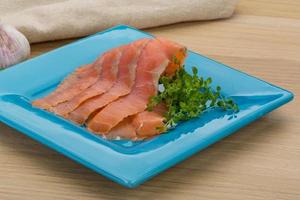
[147,66,238,129]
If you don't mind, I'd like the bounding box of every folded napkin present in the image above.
[0,0,238,43]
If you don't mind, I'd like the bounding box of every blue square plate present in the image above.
[0,25,293,188]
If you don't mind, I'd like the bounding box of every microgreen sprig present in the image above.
[147,66,239,129]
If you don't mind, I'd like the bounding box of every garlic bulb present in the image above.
[0,23,30,69]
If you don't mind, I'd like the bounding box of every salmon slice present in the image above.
[67,38,149,124]
[51,47,123,116]
[105,117,137,140]
[87,38,186,134]
[106,104,166,140]
[132,104,167,138]
[32,63,98,110]
[157,37,187,76]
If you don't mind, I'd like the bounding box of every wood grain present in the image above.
[1,0,299,199]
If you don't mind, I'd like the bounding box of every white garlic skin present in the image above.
[0,23,30,69]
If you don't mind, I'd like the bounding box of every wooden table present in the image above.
[1,0,299,199]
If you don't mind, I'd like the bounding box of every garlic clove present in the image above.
[0,23,30,69]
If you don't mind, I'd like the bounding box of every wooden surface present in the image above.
[1,0,299,199]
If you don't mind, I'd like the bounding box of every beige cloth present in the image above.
[0,0,238,43]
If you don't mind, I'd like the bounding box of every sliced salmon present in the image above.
[32,63,99,110]
[106,104,166,140]
[31,42,129,110]
[132,104,167,138]
[87,39,167,134]
[157,37,187,76]
[87,38,186,134]
[67,38,149,124]
[105,117,137,140]
[50,48,123,116]
[32,37,186,140]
